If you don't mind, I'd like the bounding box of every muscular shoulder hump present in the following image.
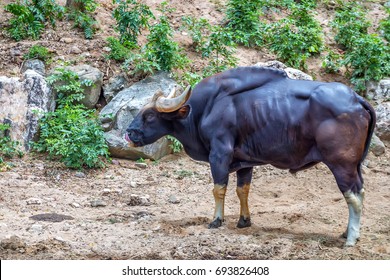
[194,66,289,99]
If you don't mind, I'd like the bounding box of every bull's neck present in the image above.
[171,117,209,162]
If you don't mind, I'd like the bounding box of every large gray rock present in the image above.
[65,64,103,109]
[21,59,46,76]
[375,102,390,142]
[0,70,55,151]
[254,60,313,80]
[103,74,130,103]
[369,133,386,156]
[366,79,390,102]
[99,72,176,160]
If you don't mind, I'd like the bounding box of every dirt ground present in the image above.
[0,151,389,260]
[0,0,389,260]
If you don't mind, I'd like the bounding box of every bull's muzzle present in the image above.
[124,133,136,147]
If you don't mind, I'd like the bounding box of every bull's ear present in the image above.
[161,105,190,120]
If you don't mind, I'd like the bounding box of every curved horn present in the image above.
[155,85,191,113]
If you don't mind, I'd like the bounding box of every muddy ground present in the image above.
[0,151,389,260]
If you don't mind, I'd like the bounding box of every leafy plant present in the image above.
[23,45,51,61]
[379,7,390,42]
[167,135,183,153]
[182,16,211,52]
[321,50,342,74]
[331,3,390,93]
[181,16,238,78]
[105,37,134,62]
[32,69,110,169]
[0,124,23,171]
[124,2,189,76]
[4,0,64,41]
[267,5,323,69]
[331,3,370,50]
[224,0,265,46]
[342,34,390,93]
[112,0,154,44]
[67,0,98,39]
[202,25,238,76]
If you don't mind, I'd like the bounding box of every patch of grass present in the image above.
[23,45,51,61]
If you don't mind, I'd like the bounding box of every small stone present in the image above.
[70,202,81,208]
[168,195,180,204]
[103,47,111,52]
[29,224,43,234]
[75,171,86,178]
[102,188,111,195]
[60,37,74,44]
[54,236,65,242]
[26,198,42,205]
[130,181,137,188]
[135,162,148,169]
[140,195,151,206]
[128,194,151,206]
[112,159,120,165]
[70,46,82,54]
[62,223,71,231]
[91,199,107,207]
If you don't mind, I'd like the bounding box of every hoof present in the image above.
[208,217,223,229]
[237,216,251,228]
[344,239,357,247]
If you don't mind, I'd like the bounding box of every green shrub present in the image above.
[4,0,64,41]
[67,0,98,39]
[379,8,390,42]
[331,3,390,92]
[23,45,51,61]
[105,37,134,62]
[124,2,188,76]
[181,16,237,78]
[321,50,342,74]
[224,0,265,46]
[342,34,390,93]
[201,25,238,76]
[331,4,370,50]
[166,135,183,153]
[32,69,110,169]
[0,124,23,170]
[182,16,211,52]
[267,6,323,69]
[112,0,154,44]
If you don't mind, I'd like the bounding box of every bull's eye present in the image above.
[144,112,155,123]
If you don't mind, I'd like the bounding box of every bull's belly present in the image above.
[230,142,320,172]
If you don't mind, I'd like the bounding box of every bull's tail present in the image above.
[358,95,376,161]
[356,95,376,183]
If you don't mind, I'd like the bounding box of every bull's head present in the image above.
[125,85,192,147]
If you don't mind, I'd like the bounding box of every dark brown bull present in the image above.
[125,66,376,246]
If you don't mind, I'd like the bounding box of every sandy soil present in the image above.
[0,151,389,260]
[0,0,389,260]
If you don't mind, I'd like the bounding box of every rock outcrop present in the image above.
[0,70,55,151]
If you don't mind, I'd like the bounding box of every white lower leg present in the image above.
[344,189,364,246]
[213,184,227,221]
